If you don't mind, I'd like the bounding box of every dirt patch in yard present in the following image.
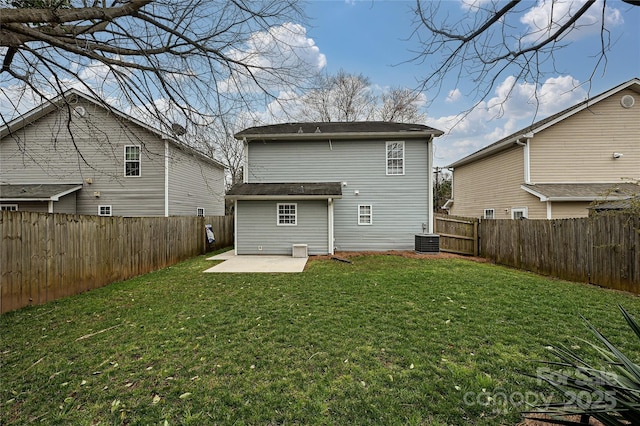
[309,250,490,263]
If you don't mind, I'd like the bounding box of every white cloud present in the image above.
[446,88,462,103]
[219,22,326,94]
[520,0,623,44]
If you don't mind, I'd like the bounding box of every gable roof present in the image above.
[226,182,343,200]
[235,122,444,141]
[0,89,225,170]
[448,78,640,168]
[0,184,83,201]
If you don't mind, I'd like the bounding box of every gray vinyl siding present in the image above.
[247,138,430,251]
[1,98,224,216]
[236,200,328,255]
[167,145,225,216]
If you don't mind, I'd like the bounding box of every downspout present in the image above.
[234,199,238,255]
[164,140,169,217]
[48,200,54,213]
[242,138,249,183]
[515,132,533,184]
[546,201,552,219]
[328,198,334,255]
[427,135,434,234]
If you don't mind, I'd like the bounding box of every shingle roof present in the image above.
[521,182,640,201]
[226,182,342,199]
[0,184,83,200]
[235,122,443,140]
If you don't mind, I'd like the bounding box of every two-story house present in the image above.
[445,78,640,219]
[226,122,444,255]
[0,89,226,217]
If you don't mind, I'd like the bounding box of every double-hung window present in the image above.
[124,145,141,177]
[484,209,495,219]
[277,203,297,226]
[386,141,404,175]
[512,207,528,220]
[98,205,112,216]
[197,207,205,217]
[358,205,372,225]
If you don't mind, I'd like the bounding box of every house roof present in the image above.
[226,182,343,200]
[0,184,83,201]
[447,78,640,168]
[521,182,640,202]
[235,122,444,141]
[589,197,639,211]
[0,89,225,170]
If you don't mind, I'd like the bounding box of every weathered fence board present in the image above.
[434,214,479,256]
[478,214,639,294]
[0,212,234,313]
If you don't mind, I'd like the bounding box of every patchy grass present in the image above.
[1,251,639,425]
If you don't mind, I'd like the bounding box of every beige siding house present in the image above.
[446,78,640,219]
[0,90,225,217]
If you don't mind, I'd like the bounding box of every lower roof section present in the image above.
[226,182,343,200]
[521,182,639,202]
[0,183,83,201]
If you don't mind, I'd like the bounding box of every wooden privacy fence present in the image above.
[434,214,479,256]
[479,214,640,293]
[0,212,234,313]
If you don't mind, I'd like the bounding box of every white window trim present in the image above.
[385,141,405,175]
[511,207,528,220]
[483,208,495,219]
[98,205,112,216]
[124,145,141,177]
[277,203,297,226]
[358,204,373,225]
[197,207,205,217]
[0,204,18,211]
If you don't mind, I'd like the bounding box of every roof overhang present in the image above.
[521,182,639,202]
[238,131,442,141]
[0,184,83,201]
[226,182,343,201]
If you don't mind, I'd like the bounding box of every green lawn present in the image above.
[1,251,639,425]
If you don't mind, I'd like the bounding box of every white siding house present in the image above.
[0,89,225,216]
[227,122,443,255]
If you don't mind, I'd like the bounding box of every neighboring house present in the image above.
[0,90,226,217]
[226,122,444,255]
[445,78,640,219]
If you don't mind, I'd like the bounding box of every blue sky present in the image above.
[298,0,640,166]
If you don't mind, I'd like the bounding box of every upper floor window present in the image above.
[124,145,141,177]
[277,203,297,226]
[0,205,18,211]
[386,141,404,175]
[484,209,495,219]
[98,205,112,216]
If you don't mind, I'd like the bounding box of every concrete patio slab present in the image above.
[204,251,308,273]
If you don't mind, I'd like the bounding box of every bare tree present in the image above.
[377,87,426,123]
[0,0,316,136]
[409,0,639,108]
[297,69,426,123]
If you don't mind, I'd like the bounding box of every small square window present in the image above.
[0,204,18,211]
[124,145,141,177]
[197,207,205,217]
[98,205,112,216]
[358,204,373,225]
[277,203,297,226]
[484,209,495,219]
[512,207,528,220]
